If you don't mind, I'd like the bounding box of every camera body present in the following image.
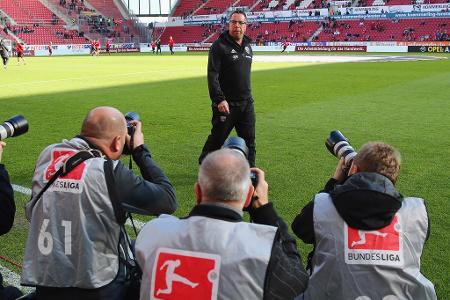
[222,136,258,187]
[325,130,357,165]
[0,115,28,140]
[123,112,140,155]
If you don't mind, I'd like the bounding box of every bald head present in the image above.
[198,149,251,202]
[81,107,127,140]
[80,107,127,159]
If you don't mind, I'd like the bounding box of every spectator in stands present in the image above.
[136,148,308,300]
[0,39,9,69]
[199,10,257,167]
[292,142,438,300]
[21,106,178,300]
[0,142,23,300]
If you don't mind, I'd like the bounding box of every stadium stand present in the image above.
[315,18,450,42]
[172,0,204,17]
[0,0,87,44]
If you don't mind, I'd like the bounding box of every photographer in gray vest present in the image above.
[292,142,437,300]
[135,148,308,300]
[21,106,177,300]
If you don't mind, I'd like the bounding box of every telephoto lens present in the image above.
[222,136,249,159]
[0,115,29,140]
[222,137,258,187]
[325,130,357,165]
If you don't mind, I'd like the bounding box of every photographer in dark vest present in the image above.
[292,141,437,300]
[0,142,23,300]
[21,106,177,300]
[136,148,308,299]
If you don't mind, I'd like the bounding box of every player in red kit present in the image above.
[281,41,289,53]
[151,40,156,54]
[168,36,174,55]
[16,43,26,65]
[105,41,111,55]
[48,41,53,56]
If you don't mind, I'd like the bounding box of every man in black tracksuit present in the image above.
[199,10,256,167]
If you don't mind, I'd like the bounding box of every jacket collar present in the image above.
[188,203,243,222]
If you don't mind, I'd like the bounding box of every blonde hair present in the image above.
[354,142,401,184]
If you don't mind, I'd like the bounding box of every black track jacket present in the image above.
[208,30,253,104]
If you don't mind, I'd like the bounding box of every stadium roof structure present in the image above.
[121,0,175,17]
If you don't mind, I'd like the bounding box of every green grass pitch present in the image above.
[0,52,449,297]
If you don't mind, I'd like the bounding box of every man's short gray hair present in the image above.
[198,149,251,202]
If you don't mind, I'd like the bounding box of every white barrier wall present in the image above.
[366,45,408,52]
[28,44,91,56]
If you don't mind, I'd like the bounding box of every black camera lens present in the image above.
[325,130,357,165]
[0,115,29,140]
[222,136,249,159]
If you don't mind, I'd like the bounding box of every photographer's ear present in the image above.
[243,184,255,208]
[194,182,202,205]
[348,161,359,177]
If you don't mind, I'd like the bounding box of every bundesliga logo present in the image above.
[345,215,403,266]
[151,248,221,300]
[44,149,87,193]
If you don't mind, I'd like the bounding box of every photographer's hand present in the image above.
[250,167,269,208]
[0,141,5,163]
[127,120,144,149]
[333,158,347,182]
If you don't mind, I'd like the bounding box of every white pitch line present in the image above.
[0,265,35,294]
[12,184,32,196]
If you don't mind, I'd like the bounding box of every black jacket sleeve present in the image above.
[207,42,225,104]
[0,164,15,235]
[113,145,177,216]
[249,203,308,299]
[291,178,338,245]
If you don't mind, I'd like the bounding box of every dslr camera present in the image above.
[0,115,29,140]
[123,112,140,155]
[222,136,258,187]
[325,130,357,165]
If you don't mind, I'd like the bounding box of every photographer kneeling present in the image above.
[292,141,437,300]
[21,106,177,300]
[135,148,308,299]
[0,141,23,300]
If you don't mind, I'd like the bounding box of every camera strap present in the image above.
[32,149,102,204]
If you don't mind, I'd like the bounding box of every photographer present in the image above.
[0,141,23,299]
[135,148,308,299]
[292,142,437,300]
[21,106,177,300]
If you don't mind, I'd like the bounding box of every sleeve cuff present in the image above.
[323,178,338,193]
[249,202,280,226]
[132,144,151,161]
